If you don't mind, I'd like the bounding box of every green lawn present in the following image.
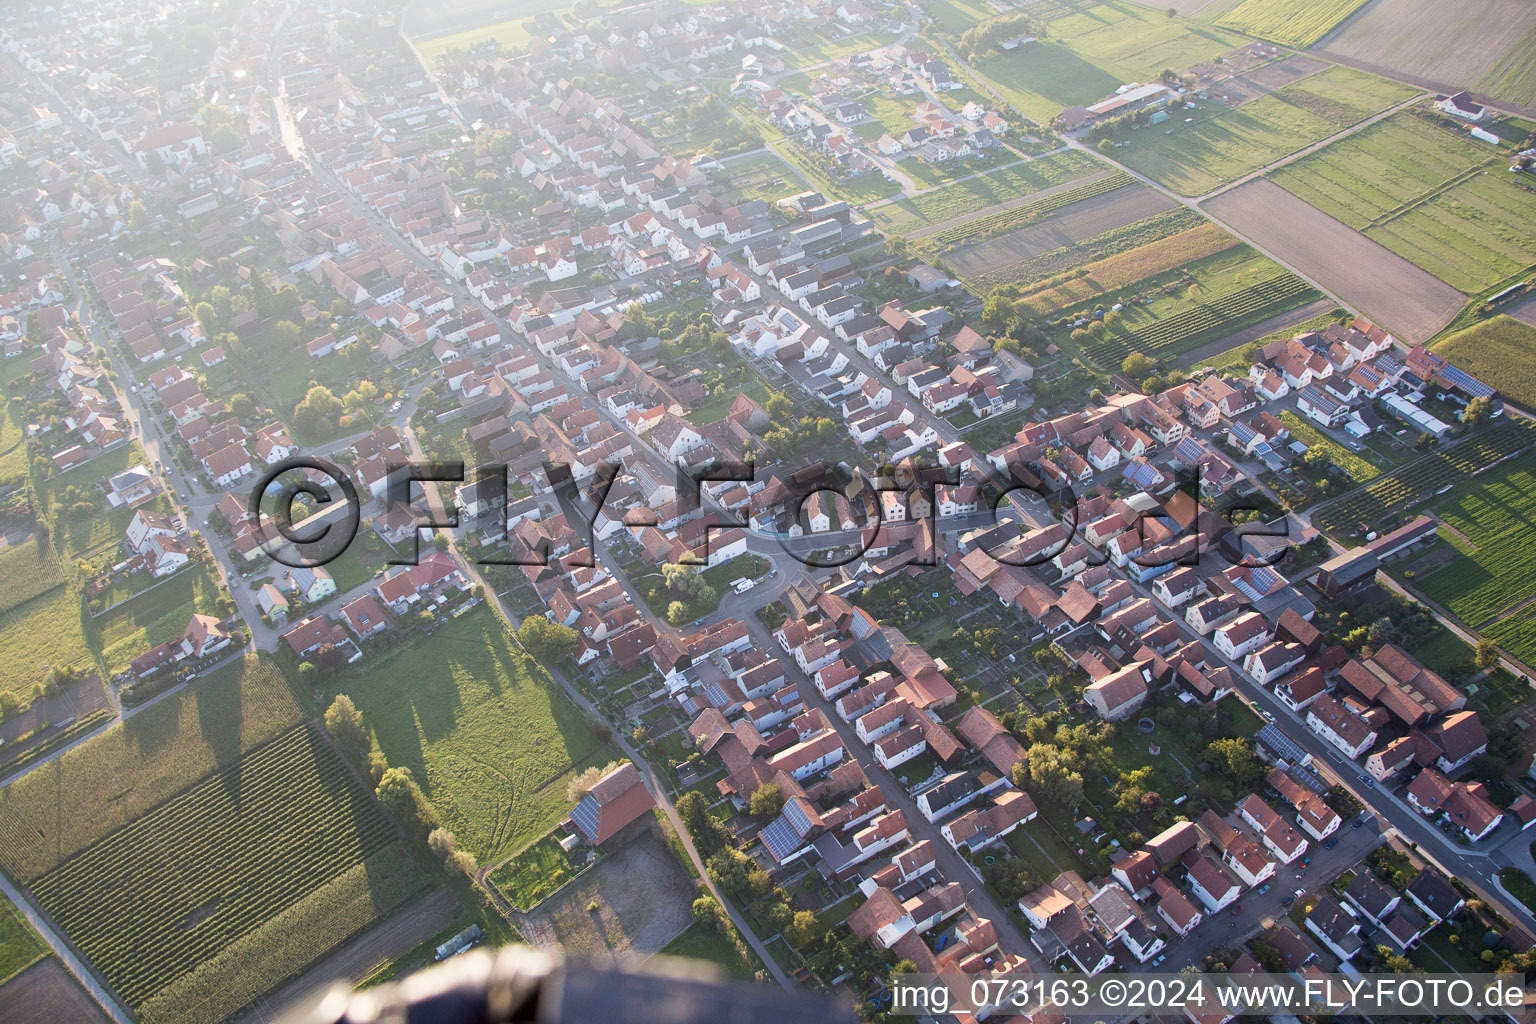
[329,607,607,864]
[969,1,1246,125]
[1432,316,1536,413]
[1272,109,1536,292]
[0,401,29,488]
[486,834,573,910]
[659,920,753,977]
[1280,412,1382,483]
[0,894,45,987]
[36,443,153,559]
[928,0,997,34]
[93,563,224,673]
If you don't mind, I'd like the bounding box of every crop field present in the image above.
[1271,110,1536,292]
[874,150,1103,231]
[1204,179,1466,342]
[1312,416,1536,537]
[1088,268,1316,365]
[1315,0,1536,108]
[0,585,92,703]
[914,170,1134,246]
[92,564,224,673]
[1431,317,1536,411]
[0,960,111,1024]
[1013,221,1239,312]
[30,725,426,1024]
[0,538,67,616]
[1414,449,1536,624]
[947,183,1178,290]
[1212,0,1372,48]
[1274,65,1418,127]
[0,655,304,880]
[332,607,606,864]
[979,207,1208,290]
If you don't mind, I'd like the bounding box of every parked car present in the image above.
[1324,837,1339,849]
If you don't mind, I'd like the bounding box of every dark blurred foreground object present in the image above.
[283,945,853,1024]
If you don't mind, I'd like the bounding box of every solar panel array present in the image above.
[572,794,602,842]
[1255,724,1308,767]
[784,798,816,837]
[759,813,805,861]
[1439,364,1496,399]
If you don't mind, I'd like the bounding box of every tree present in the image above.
[323,694,367,754]
[518,615,580,664]
[127,200,150,231]
[982,292,1013,328]
[667,600,689,625]
[193,301,218,334]
[1463,396,1491,428]
[376,766,438,831]
[1122,352,1156,379]
[1475,638,1499,670]
[293,384,343,437]
[1167,6,1176,16]
[749,783,784,818]
[566,759,625,802]
[1021,743,1084,808]
[661,562,708,597]
[1205,738,1262,788]
[786,909,820,947]
[427,828,458,859]
[1097,138,1114,153]
[692,895,723,928]
[707,847,771,899]
[228,393,256,421]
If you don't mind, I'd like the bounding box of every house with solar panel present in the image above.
[568,762,655,846]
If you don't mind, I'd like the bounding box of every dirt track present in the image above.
[1203,179,1466,343]
[230,890,458,1024]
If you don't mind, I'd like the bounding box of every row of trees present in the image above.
[324,694,477,877]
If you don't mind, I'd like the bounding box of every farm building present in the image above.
[569,761,655,845]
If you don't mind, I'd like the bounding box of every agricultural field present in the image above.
[1211,0,1372,49]
[872,149,1102,231]
[0,960,111,1024]
[1012,221,1239,313]
[1113,66,1413,197]
[0,538,68,618]
[1312,416,1536,538]
[947,184,1179,291]
[1431,316,1536,412]
[1085,258,1317,366]
[0,584,92,704]
[0,655,305,880]
[716,154,801,206]
[331,607,607,865]
[1314,0,1536,108]
[405,0,572,63]
[971,0,1247,125]
[1204,179,1467,342]
[29,726,427,1024]
[1271,109,1536,292]
[90,563,224,673]
[978,207,1209,291]
[0,895,44,986]
[1414,448,1536,624]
